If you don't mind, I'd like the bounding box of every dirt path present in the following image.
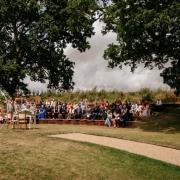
[49,133,180,167]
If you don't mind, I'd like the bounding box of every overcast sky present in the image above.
[27,21,169,92]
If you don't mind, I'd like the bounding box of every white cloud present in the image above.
[27,21,169,92]
[65,21,169,91]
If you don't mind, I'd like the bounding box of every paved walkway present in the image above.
[49,133,180,167]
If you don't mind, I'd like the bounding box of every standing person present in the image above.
[37,105,45,119]
[7,99,14,121]
[0,107,4,123]
[14,100,21,114]
[30,102,37,123]
[105,110,112,127]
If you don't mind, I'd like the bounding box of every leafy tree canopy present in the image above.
[0,0,105,96]
[102,0,180,95]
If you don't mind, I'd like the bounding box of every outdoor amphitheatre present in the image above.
[0,0,180,180]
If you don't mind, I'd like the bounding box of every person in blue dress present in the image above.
[37,105,45,119]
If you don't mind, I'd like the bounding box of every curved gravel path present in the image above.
[49,133,180,167]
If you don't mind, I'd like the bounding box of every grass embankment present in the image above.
[32,88,180,104]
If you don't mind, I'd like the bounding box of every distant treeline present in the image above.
[27,88,180,104]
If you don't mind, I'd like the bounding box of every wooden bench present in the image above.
[38,119,105,126]
[38,119,138,127]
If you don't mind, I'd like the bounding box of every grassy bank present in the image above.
[33,88,180,104]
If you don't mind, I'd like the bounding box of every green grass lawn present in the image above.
[0,127,180,180]
[0,106,180,179]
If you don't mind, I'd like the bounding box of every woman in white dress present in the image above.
[105,111,112,127]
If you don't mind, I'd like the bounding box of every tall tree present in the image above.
[102,0,180,95]
[0,0,102,96]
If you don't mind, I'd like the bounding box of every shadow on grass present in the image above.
[136,106,180,133]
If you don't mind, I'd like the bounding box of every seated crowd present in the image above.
[0,98,151,127]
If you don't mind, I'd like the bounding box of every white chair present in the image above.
[18,112,28,129]
[6,113,19,129]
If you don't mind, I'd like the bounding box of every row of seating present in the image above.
[38,119,137,127]
[2,112,35,129]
